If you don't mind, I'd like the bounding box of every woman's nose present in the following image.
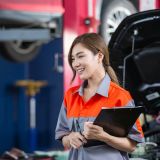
[73,60,80,67]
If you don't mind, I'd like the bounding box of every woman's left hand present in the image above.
[83,122,106,140]
[82,122,137,153]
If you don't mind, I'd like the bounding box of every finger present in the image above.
[71,140,83,148]
[84,121,93,125]
[82,131,89,139]
[85,124,100,132]
[80,135,87,143]
[84,122,93,130]
[89,128,101,133]
[77,135,87,144]
[83,130,101,139]
[83,138,87,144]
[85,122,94,128]
[70,143,78,149]
[70,140,79,148]
[83,128,98,135]
[75,132,87,143]
[72,138,84,147]
[88,124,102,130]
[77,133,86,140]
[83,133,93,139]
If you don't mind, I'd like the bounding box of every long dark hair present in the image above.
[68,33,119,85]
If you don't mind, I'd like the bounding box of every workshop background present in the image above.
[0,38,63,152]
[0,0,160,160]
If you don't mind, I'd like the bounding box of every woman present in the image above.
[55,33,144,160]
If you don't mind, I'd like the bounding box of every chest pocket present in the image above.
[67,117,96,132]
[68,118,82,132]
[68,118,74,131]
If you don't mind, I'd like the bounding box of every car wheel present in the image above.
[100,0,137,44]
[0,41,42,62]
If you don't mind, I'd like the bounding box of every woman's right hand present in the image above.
[62,132,87,149]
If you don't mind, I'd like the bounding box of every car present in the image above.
[108,9,160,114]
[108,9,160,159]
[0,0,64,62]
[99,0,138,43]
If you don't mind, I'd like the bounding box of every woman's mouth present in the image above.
[77,68,85,74]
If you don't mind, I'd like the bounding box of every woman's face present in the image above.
[71,43,102,80]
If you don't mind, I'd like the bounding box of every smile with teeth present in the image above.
[77,68,85,74]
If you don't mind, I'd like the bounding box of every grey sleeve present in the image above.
[55,101,70,140]
[126,100,145,143]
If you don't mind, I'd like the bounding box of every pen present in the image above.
[76,119,83,135]
[75,119,87,145]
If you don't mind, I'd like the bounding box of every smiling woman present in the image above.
[68,33,119,85]
[71,43,103,81]
[55,33,144,160]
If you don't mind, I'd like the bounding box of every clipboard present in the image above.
[94,106,144,137]
[83,106,144,147]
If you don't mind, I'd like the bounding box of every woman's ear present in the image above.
[98,51,104,63]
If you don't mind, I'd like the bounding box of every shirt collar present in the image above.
[75,74,111,97]
[96,74,111,97]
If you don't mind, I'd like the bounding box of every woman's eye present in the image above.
[78,55,84,58]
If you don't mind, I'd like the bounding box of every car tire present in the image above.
[100,0,137,44]
[0,41,42,62]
